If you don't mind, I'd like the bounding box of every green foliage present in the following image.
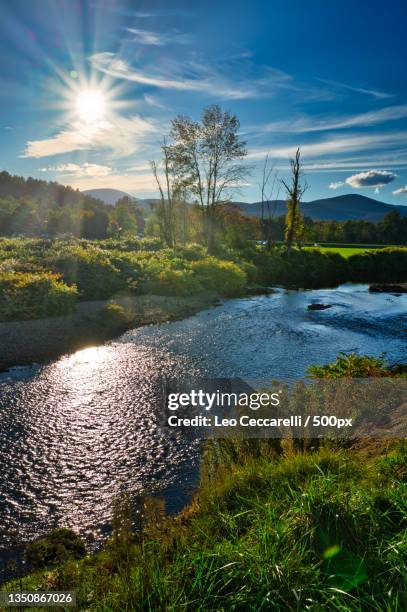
[100,302,131,331]
[49,246,126,299]
[348,247,407,283]
[0,238,405,321]
[308,352,391,378]
[191,257,247,296]
[0,271,78,321]
[25,528,86,570]
[249,247,349,288]
[266,210,407,246]
[14,446,407,610]
[143,267,203,296]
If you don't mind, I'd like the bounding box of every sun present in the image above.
[75,89,106,123]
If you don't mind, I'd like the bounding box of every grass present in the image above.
[5,440,407,611]
[305,245,397,258]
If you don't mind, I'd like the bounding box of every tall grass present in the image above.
[8,440,406,611]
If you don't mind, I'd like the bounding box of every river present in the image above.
[0,284,406,568]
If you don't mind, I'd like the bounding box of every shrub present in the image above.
[100,302,131,330]
[25,528,86,570]
[0,271,78,321]
[249,249,349,288]
[348,247,407,282]
[308,352,390,378]
[49,246,125,299]
[142,267,203,296]
[191,257,247,296]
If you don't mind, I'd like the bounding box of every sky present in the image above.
[1,0,407,204]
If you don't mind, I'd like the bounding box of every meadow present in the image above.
[305,244,398,258]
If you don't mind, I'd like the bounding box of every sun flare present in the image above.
[75,88,106,123]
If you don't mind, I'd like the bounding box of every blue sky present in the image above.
[1,0,407,203]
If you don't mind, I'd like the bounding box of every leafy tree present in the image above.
[166,105,248,252]
[108,196,143,238]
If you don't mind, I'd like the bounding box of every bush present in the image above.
[191,257,247,296]
[249,249,349,288]
[142,267,203,296]
[25,528,86,569]
[49,246,125,299]
[0,271,78,321]
[308,352,391,378]
[348,247,407,282]
[100,302,131,330]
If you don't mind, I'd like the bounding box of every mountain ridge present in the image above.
[83,189,407,222]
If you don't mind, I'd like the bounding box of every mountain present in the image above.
[82,188,135,206]
[83,188,407,222]
[233,194,407,222]
[82,188,158,214]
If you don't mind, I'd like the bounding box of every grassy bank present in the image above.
[6,442,406,611]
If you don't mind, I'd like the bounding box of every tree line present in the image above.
[0,171,144,239]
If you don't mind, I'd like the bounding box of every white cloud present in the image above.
[345,170,397,189]
[60,172,157,195]
[259,105,407,134]
[126,28,191,46]
[393,185,407,195]
[40,163,114,177]
[316,78,392,99]
[329,181,344,189]
[247,132,407,161]
[90,52,292,100]
[21,115,156,158]
[143,94,167,110]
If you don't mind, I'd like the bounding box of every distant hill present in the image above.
[82,188,135,206]
[84,189,406,222]
[82,188,157,214]
[234,194,407,222]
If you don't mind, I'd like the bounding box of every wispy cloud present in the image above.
[39,163,114,177]
[90,52,292,100]
[247,132,407,161]
[143,94,167,110]
[60,171,157,195]
[345,170,397,192]
[116,9,191,18]
[317,78,392,99]
[328,181,344,189]
[126,27,192,46]
[258,105,407,134]
[393,185,407,195]
[21,115,156,158]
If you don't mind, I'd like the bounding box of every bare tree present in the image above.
[259,155,281,251]
[167,105,248,252]
[150,139,176,247]
[282,148,307,255]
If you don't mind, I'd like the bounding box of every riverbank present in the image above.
[0,292,218,371]
[5,440,406,610]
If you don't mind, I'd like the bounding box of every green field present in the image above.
[305,245,402,258]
